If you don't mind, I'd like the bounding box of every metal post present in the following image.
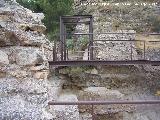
[130,41,133,61]
[64,25,66,60]
[62,20,65,61]
[89,16,94,60]
[144,41,146,60]
[60,16,64,61]
[91,104,95,120]
[66,48,69,60]
[53,40,57,61]
[87,46,90,60]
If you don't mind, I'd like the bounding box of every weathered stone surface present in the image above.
[78,87,134,114]
[0,29,18,47]
[0,50,9,65]
[78,87,124,100]
[19,24,46,33]
[0,46,44,64]
[0,71,6,78]
[145,48,160,61]
[79,113,92,120]
[93,30,137,60]
[0,76,63,107]
[0,95,43,120]
[52,93,80,120]
[0,1,51,47]
[41,108,55,120]
[0,0,5,7]
[29,13,45,24]
[0,27,50,47]
[0,1,58,120]
[33,70,49,80]
[123,109,160,120]
[30,64,48,71]
[9,70,28,78]
[46,77,65,101]
[0,77,49,95]
[15,49,44,66]
[14,30,50,46]
[20,78,48,94]
[0,77,20,96]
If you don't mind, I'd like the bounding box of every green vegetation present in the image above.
[66,39,74,50]
[66,36,89,51]
[17,0,160,42]
[17,0,74,41]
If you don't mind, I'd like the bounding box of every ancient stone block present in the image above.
[0,50,9,66]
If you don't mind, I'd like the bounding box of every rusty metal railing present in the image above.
[48,100,160,120]
[54,40,160,61]
[92,40,146,60]
[51,32,160,66]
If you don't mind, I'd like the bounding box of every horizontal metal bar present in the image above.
[94,40,143,42]
[48,100,160,105]
[75,51,86,53]
[49,60,160,66]
[148,33,160,35]
[63,21,90,24]
[148,41,160,42]
[61,33,148,36]
[95,32,136,35]
[61,15,92,19]
[61,33,93,35]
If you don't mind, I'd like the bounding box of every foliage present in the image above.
[66,36,89,51]
[66,39,74,50]
[17,0,74,41]
[76,36,89,50]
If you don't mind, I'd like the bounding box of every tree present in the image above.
[17,0,74,40]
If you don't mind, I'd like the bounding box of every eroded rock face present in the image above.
[93,30,137,60]
[0,1,58,120]
[79,87,124,101]
[0,50,9,66]
[0,1,52,47]
[77,87,134,114]
[15,49,44,66]
[0,0,5,7]
[0,95,43,120]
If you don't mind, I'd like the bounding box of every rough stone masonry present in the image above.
[0,1,59,119]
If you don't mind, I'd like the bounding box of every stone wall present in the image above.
[74,0,160,32]
[0,1,59,119]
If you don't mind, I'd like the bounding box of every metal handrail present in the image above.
[94,39,143,42]
[48,100,160,105]
[48,100,160,120]
[92,40,145,60]
[55,39,160,62]
[56,32,160,37]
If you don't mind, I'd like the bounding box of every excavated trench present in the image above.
[50,65,160,120]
